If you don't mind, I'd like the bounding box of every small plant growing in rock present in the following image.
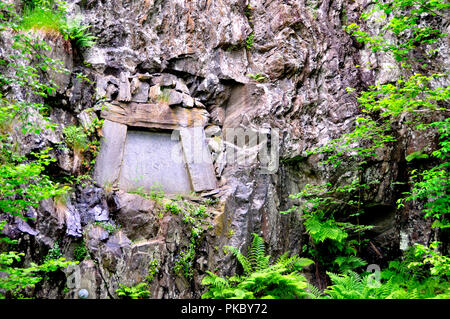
[246,32,254,49]
[165,201,181,215]
[148,185,165,201]
[73,240,88,262]
[145,258,160,283]
[174,244,196,279]
[45,241,62,262]
[157,88,171,104]
[247,73,266,82]
[95,221,121,235]
[63,125,89,174]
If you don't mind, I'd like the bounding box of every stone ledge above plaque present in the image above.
[101,102,210,130]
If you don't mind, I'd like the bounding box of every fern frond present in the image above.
[226,246,252,276]
[248,233,268,272]
[306,283,324,299]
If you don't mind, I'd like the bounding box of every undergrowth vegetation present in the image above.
[202,234,316,299]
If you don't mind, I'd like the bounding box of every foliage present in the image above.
[115,282,150,299]
[0,148,69,217]
[165,201,182,215]
[129,185,165,202]
[44,241,62,261]
[174,243,196,279]
[173,202,212,280]
[247,73,266,82]
[20,6,63,33]
[282,180,373,273]
[323,243,450,299]
[20,0,96,48]
[408,241,450,277]
[73,240,88,262]
[63,125,89,152]
[0,2,78,299]
[0,250,76,299]
[59,16,96,48]
[226,233,270,276]
[145,258,159,283]
[94,221,121,235]
[345,0,449,61]
[202,234,315,299]
[398,119,450,229]
[246,32,254,49]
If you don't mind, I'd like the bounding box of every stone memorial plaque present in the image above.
[93,120,128,186]
[180,127,217,192]
[118,130,192,194]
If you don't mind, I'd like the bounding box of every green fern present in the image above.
[226,246,253,276]
[226,233,270,275]
[202,234,316,299]
[247,233,270,272]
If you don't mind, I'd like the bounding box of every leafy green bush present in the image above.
[116,283,150,299]
[0,251,76,299]
[202,234,315,299]
[0,2,76,299]
[323,244,450,299]
[63,125,89,152]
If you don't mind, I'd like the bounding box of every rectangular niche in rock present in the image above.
[93,75,217,194]
[94,121,217,195]
[119,130,192,194]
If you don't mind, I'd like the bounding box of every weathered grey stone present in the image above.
[130,78,150,103]
[92,206,109,222]
[181,93,194,108]
[175,79,190,94]
[38,31,73,95]
[65,203,82,237]
[87,225,110,243]
[114,191,160,241]
[93,120,128,186]
[101,102,210,129]
[205,125,222,137]
[118,130,192,194]
[148,84,162,102]
[15,217,38,236]
[152,73,178,88]
[194,99,206,109]
[180,127,217,192]
[117,72,131,102]
[105,231,132,256]
[168,90,183,106]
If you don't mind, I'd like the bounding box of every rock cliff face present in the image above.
[3,0,448,298]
